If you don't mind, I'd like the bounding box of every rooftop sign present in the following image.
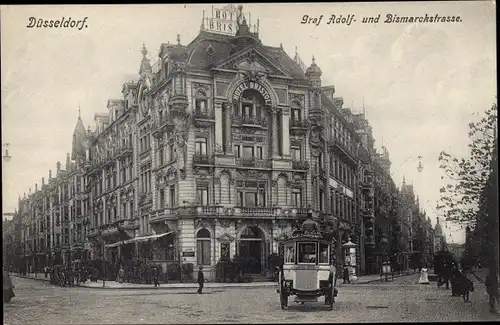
[202,4,256,36]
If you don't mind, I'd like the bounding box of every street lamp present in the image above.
[3,142,11,162]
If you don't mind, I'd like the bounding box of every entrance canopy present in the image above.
[104,231,174,248]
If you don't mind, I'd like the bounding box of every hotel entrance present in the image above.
[237,226,268,274]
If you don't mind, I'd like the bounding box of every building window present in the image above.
[221,243,230,259]
[169,144,176,161]
[195,98,208,113]
[245,192,257,207]
[242,146,254,158]
[319,189,324,210]
[159,190,165,209]
[292,188,302,207]
[291,107,301,121]
[291,146,301,161]
[169,185,176,207]
[256,146,263,159]
[195,138,207,155]
[196,228,211,265]
[196,187,209,206]
[234,145,241,158]
[158,147,164,166]
[129,201,134,218]
[237,191,244,206]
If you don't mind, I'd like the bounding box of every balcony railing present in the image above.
[117,143,133,158]
[292,160,310,170]
[231,115,268,127]
[152,114,174,137]
[235,157,271,168]
[192,154,214,165]
[330,138,358,166]
[193,109,215,120]
[290,118,309,129]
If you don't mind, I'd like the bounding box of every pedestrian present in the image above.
[197,266,205,294]
[485,273,499,314]
[118,266,125,284]
[3,268,15,303]
[153,267,160,288]
[343,267,350,284]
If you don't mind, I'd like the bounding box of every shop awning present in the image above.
[131,231,174,243]
[104,231,174,248]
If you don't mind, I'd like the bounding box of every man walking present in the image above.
[197,266,205,294]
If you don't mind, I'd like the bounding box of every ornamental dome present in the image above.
[305,55,322,76]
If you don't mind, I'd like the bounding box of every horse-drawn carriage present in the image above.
[277,216,338,310]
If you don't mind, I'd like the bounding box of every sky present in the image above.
[1,2,496,244]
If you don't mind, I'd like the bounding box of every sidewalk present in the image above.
[12,269,419,290]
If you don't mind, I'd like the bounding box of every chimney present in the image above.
[42,177,45,186]
[29,187,31,194]
[57,161,61,174]
[49,170,52,179]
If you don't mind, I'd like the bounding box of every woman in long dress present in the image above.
[3,269,15,303]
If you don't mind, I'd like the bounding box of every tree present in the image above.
[437,102,497,225]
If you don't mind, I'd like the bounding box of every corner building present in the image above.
[85,11,365,280]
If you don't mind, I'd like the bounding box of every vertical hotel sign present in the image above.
[203,4,253,36]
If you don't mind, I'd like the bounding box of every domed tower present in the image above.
[167,34,189,119]
[71,109,87,163]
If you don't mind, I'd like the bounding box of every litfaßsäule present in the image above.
[384,14,462,23]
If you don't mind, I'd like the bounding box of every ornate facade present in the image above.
[6,6,429,280]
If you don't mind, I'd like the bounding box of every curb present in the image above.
[360,272,419,284]
[12,275,277,290]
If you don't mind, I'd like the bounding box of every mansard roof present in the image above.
[185,30,307,80]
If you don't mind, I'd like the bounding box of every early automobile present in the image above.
[277,216,338,310]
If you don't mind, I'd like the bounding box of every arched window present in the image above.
[196,228,211,265]
[291,100,302,122]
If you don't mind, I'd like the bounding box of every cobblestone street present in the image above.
[4,274,499,324]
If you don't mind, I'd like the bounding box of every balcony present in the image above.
[235,157,271,168]
[152,114,174,137]
[361,208,374,219]
[138,192,153,206]
[192,154,214,165]
[193,109,215,128]
[360,177,372,190]
[102,156,115,168]
[149,208,178,223]
[231,115,268,128]
[289,118,308,136]
[117,143,133,158]
[329,138,358,167]
[292,160,310,171]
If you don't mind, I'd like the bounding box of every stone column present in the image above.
[225,104,233,153]
[272,107,279,156]
[281,108,290,156]
[215,100,224,153]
